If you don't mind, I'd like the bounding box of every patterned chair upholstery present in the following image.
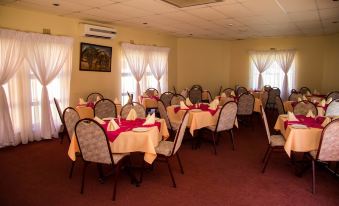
[237,92,255,115]
[264,85,271,92]
[63,107,80,141]
[293,101,318,116]
[261,91,268,109]
[188,87,202,104]
[308,119,339,193]
[267,87,280,109]
[157,101,180,133]
[299,87,311,95]
[289,92,302,101]
[325,99,339,117]
[145,88,158,97]
[160,92,174,108]
[326,91,339,101]
[94,99,117,119]
[206,101,238,153]
[261,106,286,173]
[203,90,212,103]
[120,102,146,118]
[74,119,129,200]
[222,88,235,97]
[86,92,104,103]
[275,96,286,114]
[171,94,186,105]
[191,84,203,90]
[236,86,247,96]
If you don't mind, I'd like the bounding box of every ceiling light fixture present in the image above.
[52,3,59,6]
[228,23,233,26]
[161,0,224,8]
[142,22,148,25]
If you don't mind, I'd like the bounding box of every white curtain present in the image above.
[148,46,170,93]
[121,43,149,99]
[276,49,296,100]
[25,33,73,139]
[0,28,25,147]
[250,51,274,89]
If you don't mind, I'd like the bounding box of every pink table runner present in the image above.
[284,115,325,129]
[102,118,161,142]
[290,101,328,110]
[174,104,219,116]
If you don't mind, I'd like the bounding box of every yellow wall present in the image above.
[0,6,177,106]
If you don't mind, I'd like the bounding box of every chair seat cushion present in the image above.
[170,120,181,131]
[309,150,318,159]
[112,153,129,164]
[270,135,285,147]
[155,141,174,156]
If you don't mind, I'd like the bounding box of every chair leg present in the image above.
[262,147,272,173]
[262,145,270,163]
[166,157,176,188]
[176,153,184,174]
[312,160,316,194]
[212,132,217,155]
[229,130,235,151]
[69,161,75,179]
[80,161,88,194]
[112,163,121,201]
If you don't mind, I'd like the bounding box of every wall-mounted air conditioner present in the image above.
[80,24,116,39]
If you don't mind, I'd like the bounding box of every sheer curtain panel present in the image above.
[148,46,170,93]
[276,50,296,100]
[250,51,274,90]
[0,29,25,147]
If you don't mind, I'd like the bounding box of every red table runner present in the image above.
[284,115,325,129]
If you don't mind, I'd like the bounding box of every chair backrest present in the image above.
[261,91,268,109]
[267,87,280,104]
[264,85,271,92]
[188,87,202,104]
[215,101,237,132]
[180,88,188,98]
[172,86,177,94]
[75,119,113,164]
[54,98,64,124]
[157,100,171,130]
[275,96,285,114]
[325,99,339,117]
[204,90,213,103]
[171,112,189,156]
[260,106,271,144]
[127,92,134,104]
[87,92,104,103]
[236,86,247,96]
[94,98,117,119]
[120,102,146,118]
[145,88,158,97]
[171,94,186,105]
[299,87,311,95]
[191,84,203,90]
[63,107,80,141]
[289,92,302,101]
[160,92,174,108]
[316,119,339,161]
[326,91,339,101]
[237,92,255,115]
[293,101,318,116]
[290,89,297,93]
[222,88,235,97]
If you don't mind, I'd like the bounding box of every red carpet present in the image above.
[0,116,338,205]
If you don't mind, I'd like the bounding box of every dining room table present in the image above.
[68,117,169,164]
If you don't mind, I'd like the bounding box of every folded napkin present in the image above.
[230,91,235,96]
[321,117,331,127]
[107,119,120,131]
[306,91,311,96]
[79,98,87,105]
[297,97,302,102]
[221,92,226,98]
[185,98,193,106]
[96,96,101,102]
[306,110,315,118]
[143,113,156,125]
[326,97,332,104]
[319,99,326,107]
[302,95,307,101]
[126,109,137,120]
[317,107,325,117]
[180,101,189,109]
[288,111,299,121]
[209,99,219,110]
[114,97,120,104]
[94,116,105,124]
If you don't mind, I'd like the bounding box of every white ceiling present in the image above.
[1,0,339,40]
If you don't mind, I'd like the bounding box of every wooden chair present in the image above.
[86,92,104,103]
[94,98,117,119]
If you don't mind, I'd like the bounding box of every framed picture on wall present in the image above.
[80,42,112,72]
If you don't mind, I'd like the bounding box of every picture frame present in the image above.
[79,42,112,72]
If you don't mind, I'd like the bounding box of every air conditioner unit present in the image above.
[81,24,116,39]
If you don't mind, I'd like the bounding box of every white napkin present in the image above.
[306,110,315,118]
[297,97,302,102]
[288,111,299,121]
[326,97,332,104]
[319,99,326,107]
[143,113,155,125]
[306,91,311,96]
[302,95,307,101]
[209,99,219,110]
[230,91,235,96]
[321,117,331,127]
[107,119,120,131]
[94,116,105,124]
[96,96,101,102]
[180,101,189,109]
[79,98,87,105]
[126,109,137,120]
[317,107,325,117]
[114,97,120,105]
[185,98,193,106]
[221,92,226,98]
